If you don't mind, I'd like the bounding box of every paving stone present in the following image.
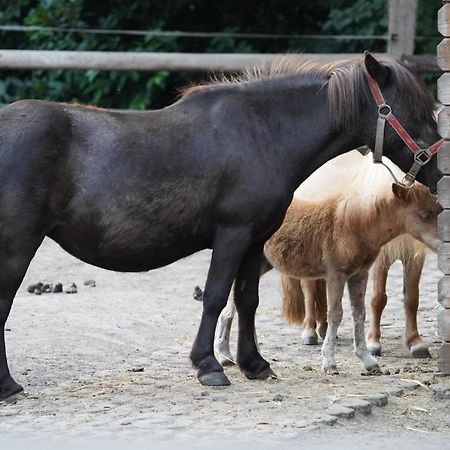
[401,381,420,391]
[384,387,404,397]
[364,393,388,407]
[326,406,355,419]
[314,414,338,426]
[341,399,372,415]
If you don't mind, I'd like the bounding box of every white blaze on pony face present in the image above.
[394,183,443,253]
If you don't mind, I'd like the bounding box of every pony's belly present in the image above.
[48,226,210,272]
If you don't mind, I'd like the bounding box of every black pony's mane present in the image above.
[180,54,435,129]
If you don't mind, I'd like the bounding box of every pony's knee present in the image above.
[202,292,229,317]
[327,309,343,324]
[371,292,387,309]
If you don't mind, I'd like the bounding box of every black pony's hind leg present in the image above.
[0,237,43,401]
[191,227,251,386]
[235,244,276,380]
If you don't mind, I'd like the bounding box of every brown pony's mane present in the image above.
[180,54,435,130]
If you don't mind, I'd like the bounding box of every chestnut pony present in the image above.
[215,176,441,372]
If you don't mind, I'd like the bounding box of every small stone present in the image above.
[326,406,355,419]
[129,367,144,373]
[273,394,284,402]
[33,288,42,295]
[27,282,43,293]
[341,399,372,415]
[41,283,52,293]
[402,381,420,391]
[314,415,337,426]
[193,286,203,302]
[84,280,96,287]
[384,387,404,397]
[65,283,77,294]
[302,366,313,371]
[431,384,450,400]
[394,368,401,374]
[383,370,391,375]
[52,283,63,293]
[364,393,388,407]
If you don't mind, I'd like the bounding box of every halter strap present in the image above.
[365,70,444,185]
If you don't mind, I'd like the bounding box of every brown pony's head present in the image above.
[392,183,443,252]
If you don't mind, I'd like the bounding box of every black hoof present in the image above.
[0,380,24,402]
[198,371,231,386]
[369,347,382,357]
[303,336,319,346]
[411,347,432,359]
[245,366,277,380]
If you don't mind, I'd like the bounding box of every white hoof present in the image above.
[216,351,235,366]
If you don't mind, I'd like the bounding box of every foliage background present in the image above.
[0,0,442,109]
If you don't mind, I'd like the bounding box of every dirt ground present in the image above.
[0,238,449,448]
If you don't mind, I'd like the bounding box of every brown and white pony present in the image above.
[215,152,441,373]
[287,151,432,358]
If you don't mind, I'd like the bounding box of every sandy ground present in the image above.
[0,238,449,448]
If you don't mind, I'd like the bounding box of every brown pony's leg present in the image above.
[315,279,328,339]
[367,257,390,356]
[403,254,430,358]
[214,289,236,366]
[322,270,346,374]
[348,272,379,372]
[300,279,319,345]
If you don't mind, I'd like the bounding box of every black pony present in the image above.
[0,53,442,400]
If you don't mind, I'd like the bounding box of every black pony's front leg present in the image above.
[190,227,251,386]
[235,244,276,380]
[0,303,23,401]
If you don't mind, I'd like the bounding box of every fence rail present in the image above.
[0,50,440,73]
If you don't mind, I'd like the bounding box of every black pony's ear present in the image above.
[364,51,390,86]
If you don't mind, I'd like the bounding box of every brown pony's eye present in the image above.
[419,211,432,222]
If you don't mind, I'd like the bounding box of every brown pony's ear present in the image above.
[364,52,390,86]
[392,183,409,202]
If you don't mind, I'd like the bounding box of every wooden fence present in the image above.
[438,3,450,375]
[0,0,438,73]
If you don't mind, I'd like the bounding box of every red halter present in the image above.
[365,70,444,185]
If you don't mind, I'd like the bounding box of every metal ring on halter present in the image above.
[377,103,392,118]
[401,173,416,188]
[376,160,415,188]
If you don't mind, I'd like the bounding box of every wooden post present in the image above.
[437,2,450,375]
[388,0,417,58]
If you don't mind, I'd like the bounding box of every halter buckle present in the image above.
[413,149,432,166]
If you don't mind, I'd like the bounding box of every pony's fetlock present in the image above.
[238,354,275,380]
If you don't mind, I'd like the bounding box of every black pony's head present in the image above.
[359,53,442,193]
